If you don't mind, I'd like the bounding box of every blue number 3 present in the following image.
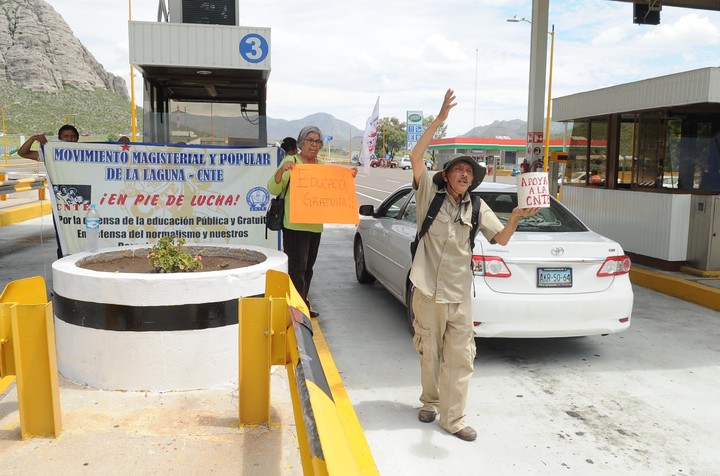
[239,34,269,63]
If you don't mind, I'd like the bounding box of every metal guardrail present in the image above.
[0,276,62,439]
[240,270,378,475]
[0,172,47,201]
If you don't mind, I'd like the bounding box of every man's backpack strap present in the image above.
[470,195,481,252]
[411,192,481,259]
[418,191,445,241]
[411,191,444,259]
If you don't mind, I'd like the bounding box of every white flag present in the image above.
[360,97,380,176]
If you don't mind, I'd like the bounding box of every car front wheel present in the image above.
[354,237,376,284]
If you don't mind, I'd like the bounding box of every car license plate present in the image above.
[537,267,572,288]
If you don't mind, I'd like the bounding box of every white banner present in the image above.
[42,141,281,255]
[360,97,380,175]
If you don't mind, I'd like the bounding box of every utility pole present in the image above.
[474,48,478,133]
[382,123,386,157]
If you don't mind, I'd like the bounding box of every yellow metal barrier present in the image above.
[0,276,62,439]
[0,172,47,201]
[240,270,378,475]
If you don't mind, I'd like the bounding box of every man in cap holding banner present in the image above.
[408,89,538,442]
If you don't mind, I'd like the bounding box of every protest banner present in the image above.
[360,97,379,176]
[288,164,359,225]
[42,141,280,254]
[517,172,551,208]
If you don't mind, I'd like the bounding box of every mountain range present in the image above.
[182,111,546,146]
[0,0,555,146]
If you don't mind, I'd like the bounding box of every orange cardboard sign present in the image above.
[288,164,359,225]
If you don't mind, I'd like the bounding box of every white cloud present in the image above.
[46,0,720,137]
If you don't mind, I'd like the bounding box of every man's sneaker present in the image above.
[418,410,437,423]
[310,310,319,318]
[453,426,477,442]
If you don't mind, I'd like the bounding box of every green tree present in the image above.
[376,117,406,158]
[423,115,448,140]
[375,115,449,159]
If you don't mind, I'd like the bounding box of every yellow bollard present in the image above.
[0,276,62,439]
[238,297,272,425]
[0,304,17,394]
[265,269,310,317]
[0,171,6,201]
[270,297,289,366]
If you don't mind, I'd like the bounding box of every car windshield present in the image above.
[375,188,588,233]
[474,191,588,233]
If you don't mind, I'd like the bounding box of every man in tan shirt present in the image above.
[409,89,538,442]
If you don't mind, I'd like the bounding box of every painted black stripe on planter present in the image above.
[53,294,239,331]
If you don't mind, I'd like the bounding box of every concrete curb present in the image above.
[630,268,720,312]
[0,201,51,227]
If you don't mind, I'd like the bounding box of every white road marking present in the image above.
[356,184,392,193]
[357,192,383,202]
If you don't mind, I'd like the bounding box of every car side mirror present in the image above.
[359,204,375,216]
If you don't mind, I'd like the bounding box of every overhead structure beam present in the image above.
[609,0,720,12]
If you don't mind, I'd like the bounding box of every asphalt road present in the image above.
[312,224,720,475]
[322,167,720,474]
[2,169,719,474]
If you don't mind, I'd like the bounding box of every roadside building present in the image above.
[428,137,564,172]
[553,67,720,272]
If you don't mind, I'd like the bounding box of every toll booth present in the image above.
[128,0,270,146]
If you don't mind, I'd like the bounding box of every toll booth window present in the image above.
[565,119,608,187]
[564,109,720,193]
[566,121,589,185]
[634,112,664,188]
[665,115,719,191]
[589,118,608,186]
[617,118,635,188]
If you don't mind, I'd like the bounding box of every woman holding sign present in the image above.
[267,126,326,318]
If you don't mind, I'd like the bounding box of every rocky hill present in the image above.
[0,0,132,137]
[0,0,127,98]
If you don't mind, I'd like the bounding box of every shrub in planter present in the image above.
[147,236,204,273]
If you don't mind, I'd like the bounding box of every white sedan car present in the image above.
[398,156,433,170]
[353,182,634,338]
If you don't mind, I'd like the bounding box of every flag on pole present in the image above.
[360,97,380,176]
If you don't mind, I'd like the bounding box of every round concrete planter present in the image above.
[52,244,287,391]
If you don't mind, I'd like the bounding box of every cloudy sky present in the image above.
[47,0,720,137]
